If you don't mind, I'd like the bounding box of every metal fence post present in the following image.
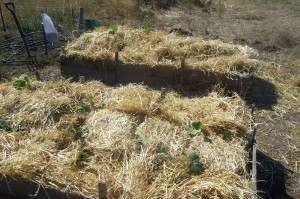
[79,7,84,30]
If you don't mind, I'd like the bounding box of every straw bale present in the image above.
[64,26,260,76]
[0,79,254,198]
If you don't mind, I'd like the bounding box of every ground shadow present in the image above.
[245,76,279,110]
[256,150,294,199]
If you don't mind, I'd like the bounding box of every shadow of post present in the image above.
[246,77,279,110]
[256,150,294,199]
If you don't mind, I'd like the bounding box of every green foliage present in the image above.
[219,127,232,142]
[0,117,27,133]
[108,24,118,34]
[73,100,90,113]
[158,144,169,154]
[143,25,151,33]
[186,152,200,162]
[84,19,101,31]
[77,149,94,166]
[115,40,126,51]
[13,76,35,89]
[186,152,204,175]
[187,121,204,136]
[71,127,83,141]
[85,35,92,43]
[130,134,147,145]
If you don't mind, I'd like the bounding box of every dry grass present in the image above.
[0,78,254,198]
[64,26,260,76]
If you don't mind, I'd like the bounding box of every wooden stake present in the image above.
[98,181,107,199]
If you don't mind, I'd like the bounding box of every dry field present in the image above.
[0,0,300,198]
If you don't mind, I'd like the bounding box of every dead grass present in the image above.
[64,26,260,76]
[0,78,254,198]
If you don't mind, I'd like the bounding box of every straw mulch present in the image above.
[64,26,260,76]
[0,79,254,198]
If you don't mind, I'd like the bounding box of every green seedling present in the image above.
[115,40,126,51]
[73,100,90,113]
[77,149,94,166]
[186,152,204,175]
[157,144,169,154]
[85,35,92,43]
[13,76,35,89]
[0,117,27,133]
[187,121,204,136]
[130,134,147,145]
[71,127,83,141]
[143,25,151,33]
[108,24,118,34]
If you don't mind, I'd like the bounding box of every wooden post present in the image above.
[114,52,119,63]
[98,181,107,199]
[79,7,84,30]
[181,57,185,69]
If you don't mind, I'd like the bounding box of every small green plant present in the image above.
[108,24,118,34]
[219,127,232,142]
[73,100,90,113]
[187,121,204,136]
[85,35,92,43]
[13,76,35,89]
[130,134,147,145]
[77,149,94,166]
[157,144,169,154]
[186,152,204,175]
[0,117,27,133]
[115,40,126,51]
[143,25,151,33]
[71,127,83,141]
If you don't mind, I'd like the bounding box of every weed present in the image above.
[85,35,92,43]
[143,25,151,34]
[130,134,147,145]
[115,40,126,51]
[108,24,118,34]
[187,121,204,136]
[73,100,90,113]
[77,149,94,166]
[157,144,169,154]
[186,152,204,175]
[71,127,83,141]
[0,117,27,133]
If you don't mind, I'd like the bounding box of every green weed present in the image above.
[71,127,83,141]
[77,149,94,166]
[187,121,204,136]
[13,76,35,89]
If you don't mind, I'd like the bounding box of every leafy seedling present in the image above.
[143,25,151,33]
[223,131,232,142]
[108,24,118,34]
[187,152,200,162]
[73,100,90,113]
[186,152,204,175]
[157,144,169,154]
[17,122,27,131]
[13,76,35,89]
[77,149,94,166]
[71,127,83,141]
[130,134,147,145]
[115,40,126,51]
[188,160,204,175]
[85,35,92,43]
[187,121,204,136]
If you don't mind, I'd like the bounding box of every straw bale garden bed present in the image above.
[0,26,261,198]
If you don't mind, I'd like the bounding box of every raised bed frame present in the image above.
[60,54,253,94]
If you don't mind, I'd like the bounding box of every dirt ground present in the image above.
[1,0,299,198]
